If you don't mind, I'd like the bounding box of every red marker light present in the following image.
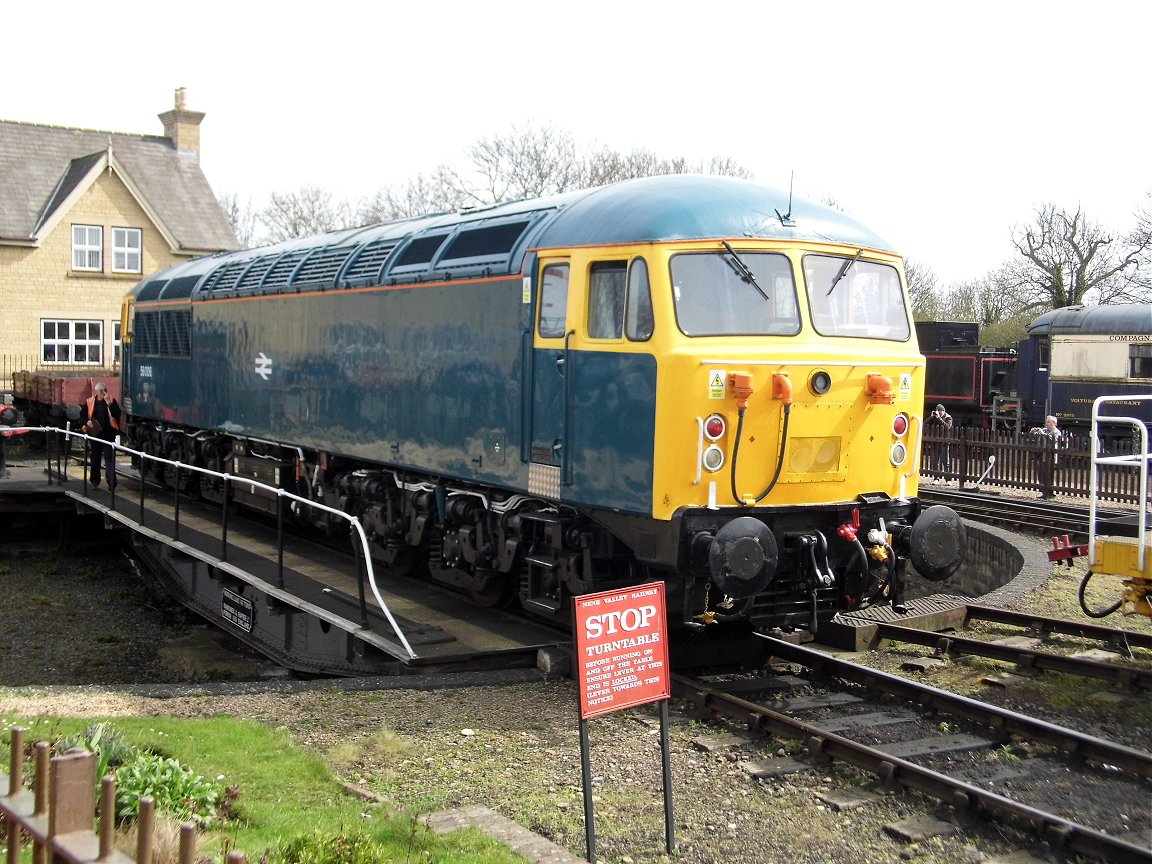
[704,414,726,441]
[892,414,909,437]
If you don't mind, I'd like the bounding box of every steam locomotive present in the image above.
[116,174,965,634]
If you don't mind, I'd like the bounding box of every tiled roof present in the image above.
[0,120,239,252]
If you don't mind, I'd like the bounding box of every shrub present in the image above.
[114,753,223,828]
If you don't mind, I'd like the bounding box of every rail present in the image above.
[2,424,416,660]
[1088,395,1152,571]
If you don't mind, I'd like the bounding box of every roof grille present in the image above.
[262,251,309,288]
[203,261,249,293]
[234,256,278,291]
[292,246,355,286]
[343,240,397,283]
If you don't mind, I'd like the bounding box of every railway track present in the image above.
[874,603,1152,691]
[674,636,1152,864]
[920,486,1143,539]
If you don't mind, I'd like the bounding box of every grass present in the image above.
[0,714,527,864]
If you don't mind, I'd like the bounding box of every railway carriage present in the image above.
[1016,303,1152,441]
[119,175,965,634]
[918,304,1152,444]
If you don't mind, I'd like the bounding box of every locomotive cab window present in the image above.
[626,258,653,341]
[588,258,654,342]
[670,250,798,336]
[803,254,910,341]
[538,263,570,338]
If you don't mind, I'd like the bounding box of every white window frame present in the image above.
[72,225,103,271]
[113,320,122,366]
[112,227,142,273]
[41,319,103,365]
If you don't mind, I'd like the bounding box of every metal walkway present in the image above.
[1,438,567,676]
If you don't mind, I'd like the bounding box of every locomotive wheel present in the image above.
[470,571,517,608]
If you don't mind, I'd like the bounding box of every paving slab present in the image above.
[424,805,586,863]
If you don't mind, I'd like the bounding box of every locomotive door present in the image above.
[529,260,571,494]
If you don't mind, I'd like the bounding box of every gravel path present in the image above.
[1,517,1149,864]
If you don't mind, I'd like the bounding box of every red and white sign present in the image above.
[574,582,670,719]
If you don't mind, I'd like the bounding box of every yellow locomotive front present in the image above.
[533,196,965,632]
[637,238,962,629]
[653,241,921,514]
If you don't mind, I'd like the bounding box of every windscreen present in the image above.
[804,254,910,341]
[670,251,800,336]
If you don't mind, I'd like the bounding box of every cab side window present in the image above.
[539,263,570,338]
[587,258,653,342]
[588,261,627,339]
[625,258,653,341]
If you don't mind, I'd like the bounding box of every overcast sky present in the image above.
[4,1,1148,286]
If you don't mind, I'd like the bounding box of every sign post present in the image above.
[573,582,674,862]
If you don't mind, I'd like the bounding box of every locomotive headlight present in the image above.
[702,445,725,472]
[892,413,909,437]
[890,441,908,467]
[809,369,832,396]
[704,413,726,441]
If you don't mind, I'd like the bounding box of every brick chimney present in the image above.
[158,87,206,159]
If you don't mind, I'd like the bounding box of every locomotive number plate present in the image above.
[222,588,254,633]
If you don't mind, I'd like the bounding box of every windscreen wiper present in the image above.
[721,241,769,300]
[826,249,862,296]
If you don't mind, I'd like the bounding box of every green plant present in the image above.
[937,721,954,734]
[995,744,1020,762]
[57,721,138,782]
[114,753,224,828]
[276,826,390,864]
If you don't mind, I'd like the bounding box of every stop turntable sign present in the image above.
[573,582,671,719]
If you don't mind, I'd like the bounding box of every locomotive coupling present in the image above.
[707,516,779,599]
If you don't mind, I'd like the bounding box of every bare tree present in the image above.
[217,192,257,248]
[905,259,942,319]
[357,168,471,223]
[259,186,354,243]
[252,125,752,237]
[1124,191,1152,300]
[1011,204,1149,310]
[467,125,583,204]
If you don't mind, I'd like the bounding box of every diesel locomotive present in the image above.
[118,174,966,634]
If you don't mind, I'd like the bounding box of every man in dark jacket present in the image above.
[79,382,122,489]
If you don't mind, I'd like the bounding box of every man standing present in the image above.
[79,382,121,489]
[1031,415,1063,499]
[926,403,954,484]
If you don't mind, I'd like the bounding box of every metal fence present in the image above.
[922,427,1148,504]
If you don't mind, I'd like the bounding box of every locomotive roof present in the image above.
[129,175,896,302]
[1027,303,1152,336]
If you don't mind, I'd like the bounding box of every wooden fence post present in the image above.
[2,731,202,864]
